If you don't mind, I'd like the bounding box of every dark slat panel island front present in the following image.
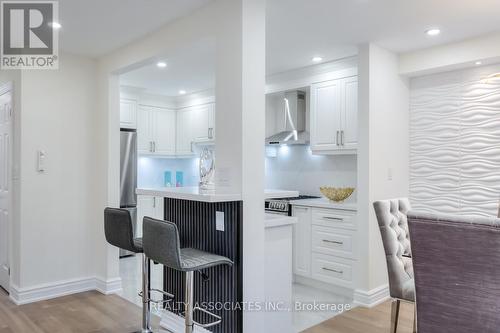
[136,187,298,333]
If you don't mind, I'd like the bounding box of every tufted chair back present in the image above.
[373,198,414,301]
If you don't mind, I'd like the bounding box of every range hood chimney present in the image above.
[266,90,309,145]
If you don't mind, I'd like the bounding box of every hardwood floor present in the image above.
[0,287,413,333]
[0,289,158,333]
[302,300,415,333]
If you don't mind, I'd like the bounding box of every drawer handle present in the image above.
[322,216,343,221]
[322,267,343,274]
[323,239,343,245]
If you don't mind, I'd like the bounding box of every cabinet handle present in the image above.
[336,131,340,146]
[208,128,214,139]
[149,141,153,153]
[341,130,345,146]
[190,142,194,153]
[323,239,343,245]
[322,216,343,222]
[322,267,343,274]
[153,197,156,208]
[153,141,156,153]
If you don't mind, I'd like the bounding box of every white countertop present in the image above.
[136,187,299,203]
[290,197,357,211]
[265,213,297,228]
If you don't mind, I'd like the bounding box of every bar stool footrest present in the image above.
[138,289,175,305]
[192,306,222,328]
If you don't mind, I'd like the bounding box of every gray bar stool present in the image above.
[104,208,156,333]
[142,216,233,333]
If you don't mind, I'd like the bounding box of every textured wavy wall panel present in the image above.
[410,68,500,217]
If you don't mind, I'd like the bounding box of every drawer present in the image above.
[312,226,356,259]
[311,253,354,288]
[312,208,356,230]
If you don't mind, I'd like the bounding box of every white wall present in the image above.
[12,53,97,291]
[357,44,410,297]
[265,146,357,198]
[410,64,500,217]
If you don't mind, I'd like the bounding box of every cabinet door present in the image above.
[152,107,176,156]
[191,104,211,142]
[310,80,342,152]
[292,206,312,277]
[154,197,164,220]
[341,77,358,151]
[137,195,155,237]
[137,106,152,154]
[176,109,194,155]
[120,99,137,129]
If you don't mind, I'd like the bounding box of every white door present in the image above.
[341,77,358,150]
[0,83,12,291]
[292,206,312,277]
[151,107,176,156]
[120,99,137,129]
[137,106,152,154]
[310,80,342,152]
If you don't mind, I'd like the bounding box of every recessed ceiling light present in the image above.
[475,61,482,65]
[49,22,61,29]
[312,56,323,63]
[179,90,187,95]
[157,61,167,68]
[425,28,441,36]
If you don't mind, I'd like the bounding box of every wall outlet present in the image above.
[216,211,225,232]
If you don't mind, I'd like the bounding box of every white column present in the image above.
[215,0,266,331]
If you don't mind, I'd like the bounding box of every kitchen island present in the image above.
[135,187,298,333]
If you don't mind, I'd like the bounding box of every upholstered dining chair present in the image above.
[408,211,500,333]
[373,198,416,333]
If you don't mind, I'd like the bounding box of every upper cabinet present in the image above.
[137,106,176,156]
[120,99,137,129]
[176,103,216,156]
[310,76,358,154]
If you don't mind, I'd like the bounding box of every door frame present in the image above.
[0,81,13,293]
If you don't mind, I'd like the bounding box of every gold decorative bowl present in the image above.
[320,187,355,202]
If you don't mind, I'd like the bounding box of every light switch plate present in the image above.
[216,211,225,232]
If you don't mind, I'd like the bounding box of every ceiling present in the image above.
[59,0,211,57]
[60,0,500,94]
[120,39,215,97]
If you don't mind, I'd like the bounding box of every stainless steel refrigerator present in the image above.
[120,128,137,257]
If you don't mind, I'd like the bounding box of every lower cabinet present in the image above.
[292,205,357,289]
[137,195,164,237]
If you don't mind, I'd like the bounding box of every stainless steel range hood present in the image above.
[266,90,309,145]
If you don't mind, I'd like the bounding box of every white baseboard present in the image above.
[353,284,390,308]
[95,277,123,295]
[9,277,123,305]
[160,310,210,333]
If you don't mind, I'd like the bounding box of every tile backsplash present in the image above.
[265,145,357,201]
[138,157,200,188]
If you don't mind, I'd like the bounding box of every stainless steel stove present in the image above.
[265,195,320,216]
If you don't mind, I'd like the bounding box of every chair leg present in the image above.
[185,271,195,333]
[413,302,417,333]
[141,254,152,333]
[390,299,400,333]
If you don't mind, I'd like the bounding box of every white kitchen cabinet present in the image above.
[120,99,137,129]
[292,206,312,277]
[310,76,358,154]
[137,195,164,237]
[137,106,176,156]
[176,108,194,156]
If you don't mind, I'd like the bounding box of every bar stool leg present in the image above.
[141,254,153,333]
[185,271,195,333]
